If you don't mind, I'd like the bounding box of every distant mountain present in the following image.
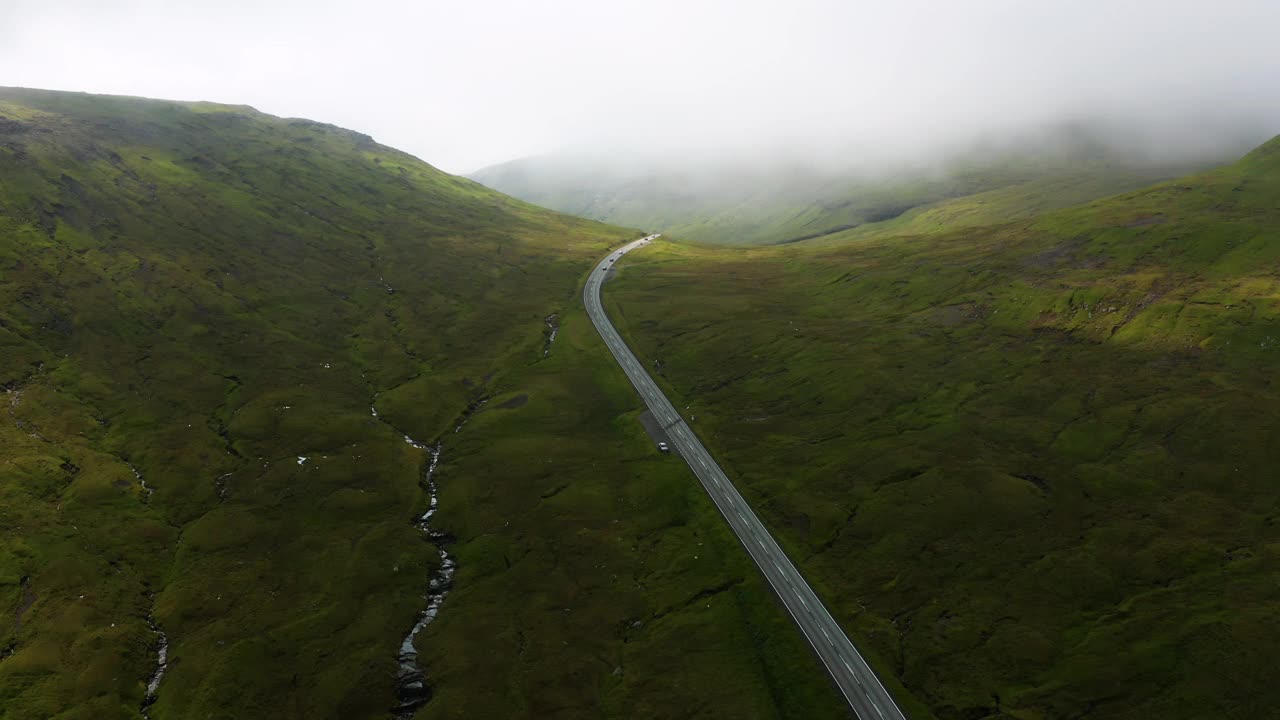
[470,126,1249,245]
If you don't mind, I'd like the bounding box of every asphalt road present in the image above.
[584,236,908,720]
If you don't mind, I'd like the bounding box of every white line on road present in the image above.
[584,237,906,720]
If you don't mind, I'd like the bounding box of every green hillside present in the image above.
[0,89,845,720]
[606,137,1280,719]
[469,139,1218,246]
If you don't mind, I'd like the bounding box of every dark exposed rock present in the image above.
[496,393,528,409]
[0,117,29,135]
[1013,472,1050,492]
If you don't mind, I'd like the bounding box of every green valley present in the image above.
[4,86,1279,720]
[5,1,1280,718]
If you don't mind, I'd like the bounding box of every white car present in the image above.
[657,442,670,453]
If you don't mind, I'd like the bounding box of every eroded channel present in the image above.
[141,605,169,718]
[393,439,453,717]
[370,396,464,718]
[543,313,559,357]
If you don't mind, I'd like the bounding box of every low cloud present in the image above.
[2,0,1277,172]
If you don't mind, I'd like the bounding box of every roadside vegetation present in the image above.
[0,88,844,719]
[411,279,848,720]
[606,136,1280,719]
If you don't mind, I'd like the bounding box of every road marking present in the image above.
[586,239,904,720]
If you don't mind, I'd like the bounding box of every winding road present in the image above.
[584,236,908,720]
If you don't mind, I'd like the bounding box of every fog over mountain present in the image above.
[3,0,1278,173]
[469,117,1253,245]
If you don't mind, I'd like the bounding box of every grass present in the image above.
[0,87,848,719]
[605,136,1280,719]
[410,280,848,720]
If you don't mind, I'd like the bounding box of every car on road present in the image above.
[657,441,670,453]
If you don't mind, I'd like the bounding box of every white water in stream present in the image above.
[128,463,154,502]
[543,313,559,357]
[141,608,168,717]
[123,462,166,716]
[393,441,454,717]
[453,400,487,434]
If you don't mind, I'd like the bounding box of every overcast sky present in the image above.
[3,0,1279,173]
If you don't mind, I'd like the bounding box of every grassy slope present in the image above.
[470,149,1210,246]
[414,282,848,720]
[0,88,842,719]
[606,137,1280,719]
[803,165,1192,246]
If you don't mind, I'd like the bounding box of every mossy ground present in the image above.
[606,138,1280,719]
[0,88,846,719]
[410,281,847,720]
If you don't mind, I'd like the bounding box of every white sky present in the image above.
[3,0,1279,173]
